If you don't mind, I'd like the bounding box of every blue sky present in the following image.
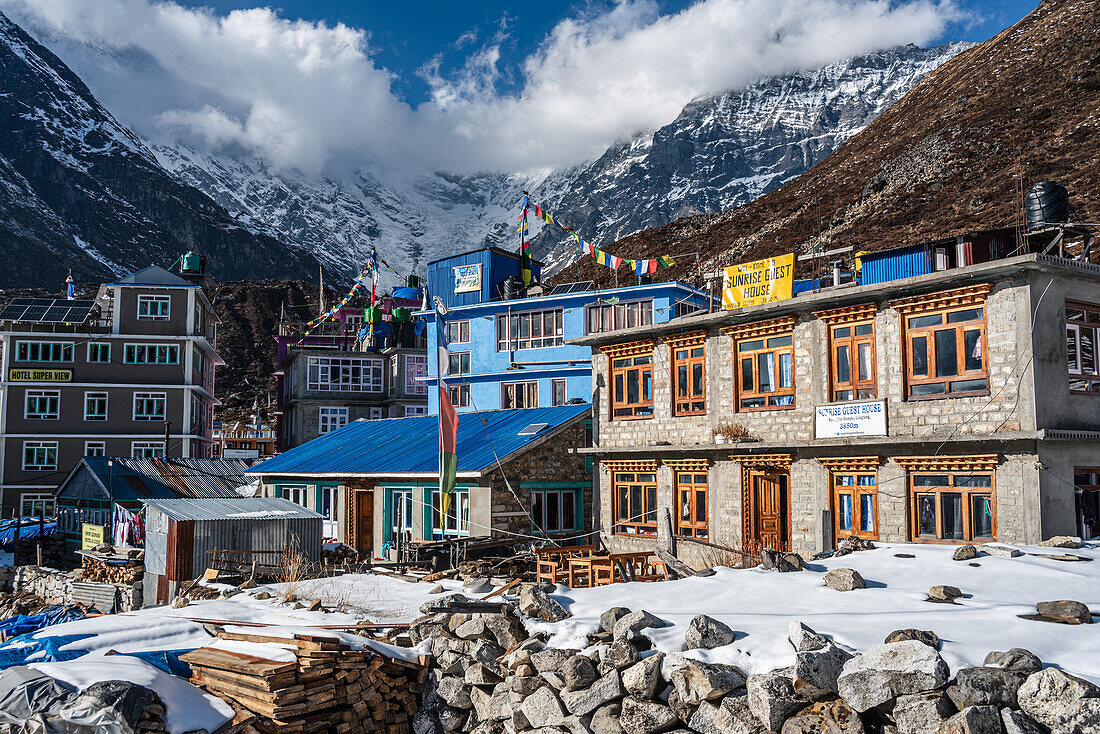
[175,0,1038,105]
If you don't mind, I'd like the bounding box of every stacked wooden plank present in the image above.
[180,631,425,734]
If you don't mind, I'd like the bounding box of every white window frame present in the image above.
[318,406,349,434]
[390,488,415,541]
[84,391,108,421]
[406,355,428,395]
[133,392,167,421]
[447,320,470,344]
[321,485,339,538]
[496,309,564,351]
[22,441,57,470]
[281,484,310,508]
[24,390,60,420]
[431,488,470,538]
[369,407,384,419]
[87,343,111,363]
[16,341,73,363]
[389,357,398,396]
[84,440,106,457]
[21,493,56,518]
[502,381,538,409]
[306,356,384,392]
[448,351,471,376]
[131,441,165,458]
[404,405,428,416]
[532,488,579,533]
[552,378,567,407]
[137,295,171,321]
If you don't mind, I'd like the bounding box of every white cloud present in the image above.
[1,0,962,174]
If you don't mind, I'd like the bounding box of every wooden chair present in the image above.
[592,552,668,586]
[534,544,596,584]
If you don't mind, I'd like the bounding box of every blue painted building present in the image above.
[422,247,710,413]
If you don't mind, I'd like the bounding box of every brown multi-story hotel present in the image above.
[0,261,222,515]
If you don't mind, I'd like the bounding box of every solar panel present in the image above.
[42,305,72,322]
[547,281,594,296]
[517,422,549,436]
[0,298,95,324]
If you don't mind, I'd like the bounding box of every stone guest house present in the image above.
[575,253,1100,560]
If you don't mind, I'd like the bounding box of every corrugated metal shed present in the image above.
[860,243,932,285]
[62,458,253,502]
[142,497,321,521]
[426,247,544,309]
[250,404,590,477]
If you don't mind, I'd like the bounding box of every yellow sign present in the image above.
[9,369,72,382]
[81,523,105,550]
[722,253,795,309]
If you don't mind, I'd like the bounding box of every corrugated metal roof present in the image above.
[250,404,591,476]
[143,497,321,521]
[108,264,193,287]
[75,458,253,501]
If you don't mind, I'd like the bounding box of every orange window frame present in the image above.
[908,470,996,544]
[904,305,989,399]
[735,333,795,411]
[612,471,658,536]
[831,471,879,542]
[829,321,877,402]
[674,471,708,538]
[611,353,654,420]
[672,344,706,416]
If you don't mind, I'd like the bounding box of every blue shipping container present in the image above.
[859,244,931,285]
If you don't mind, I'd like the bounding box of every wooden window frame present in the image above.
[502,380,538,409]
[724,319,796,412]
[496,308,564,351]
[670,461,709,539]
[831,470,879,542]
[667,332,707,416]
[897,456,997,544]
[605,342,656,420]
[1066,301,1100,394]
[446,320,470,344]
[551,378,567,406]
[892,285,991,401]
[586,300,654,335]
[610,469,658,536]
[814,307,878,402]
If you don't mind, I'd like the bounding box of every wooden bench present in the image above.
[591,552,668,586]
[534,544,596,584]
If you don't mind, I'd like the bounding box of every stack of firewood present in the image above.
[321,543,359,565]
[180,630,425,734]
[81,554,144,584]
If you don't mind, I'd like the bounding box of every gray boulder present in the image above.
[521,686,567,727]
[590,702,624,734]
[938,705,1001,734]
[483,613,528,649]
[1000,708,1044,734]
[670,660,748,705]
[836,641,951,712]
[892,690,955,734]
[983,648,1042,675]
[792,642,853,699]
[762,549,806,572]
[561,669,625,717]
[928,585,963,602]
[436,705,468,732]
[421,593,469,615]
[465,662,503,686]
[1034,599,1092,625]
[1037,535,1081,548]
[823,568,866,591]
[436,676,473,709]
[690,694,766,734]
[980,543,1022,558]
[683,614,737,651]
[884,629,941,650]
[612,610,668,641]
[562,655,598,692]
[788,621,828,652]
[747,670,809,730]
[520,586,572,622]
[533,649,583,674]
[947,666,1028,709]
[602,639,641,671]
[779,699,865,734]
[600,607,631,634]
[953,545,979,561]
[621,653,665,699]
[666,686,696,724]
[1017,666,1100,732]
[619,696,678,734]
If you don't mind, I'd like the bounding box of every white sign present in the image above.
[453,263,482,294]
[222,448,260,459]
[815,400,887,439]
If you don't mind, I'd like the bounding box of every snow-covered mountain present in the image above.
[153,43,967,281]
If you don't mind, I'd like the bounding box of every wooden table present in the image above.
[567,556,601,588]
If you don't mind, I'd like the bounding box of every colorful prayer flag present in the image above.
[436,306,458,509]
[658,255,675,268]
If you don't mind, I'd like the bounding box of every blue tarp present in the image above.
[0,520,57,551]
[0,606,85,639]
[117,650,193,677]
[0,633,92,670]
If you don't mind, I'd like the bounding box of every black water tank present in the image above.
[502,276,525,300]
[1025,181,1070,230]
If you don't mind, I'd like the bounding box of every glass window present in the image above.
[280,484,310,507]
[15,342,73,363]
[674,471,708,538]
[84,392,108,421]
[84,441,106,457]
[318,406,349,434]
[908,470,995,543]
[736,329,795,410]
[672,345,706,416]
[832,470,877,542]
[87,343,111,363]
[448,352,471,375]
[389,488,415,542]
[1067,302,1100,393]
[137,295,171,320]
[611,353,654,419]
[306,356,384,392]
[446,320,470,343]
[448,383,471,408]
[22,441,57,470]
[828,319,877,401]
[25,390,60,420]
[502,381,538,409]
[133,392,166,421]
[552,379,567,407]
[431,488,470,538]
[131,441,164,458]
[21,494,55,518]
[532,488,579,534]
[586,301,654,334]
[613,472,657,536]
[905,303,988,399]
[124,344,179,364]
[405,355,429,395]
[496,309,564,350]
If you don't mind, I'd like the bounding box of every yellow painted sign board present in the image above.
[722,253,795,309]
[9,369,71,382]
[82,523,105,550]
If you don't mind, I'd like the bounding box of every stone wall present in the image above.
[13,565,143,612]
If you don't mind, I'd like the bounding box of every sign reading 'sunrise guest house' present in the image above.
[722,253,794,309]
[815,400,887,438]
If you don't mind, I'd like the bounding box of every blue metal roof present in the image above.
[250,404,591,477]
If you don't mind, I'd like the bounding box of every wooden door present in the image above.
[355,490,374,559]
[753,473,789,551]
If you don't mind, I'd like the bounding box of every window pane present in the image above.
[695,490,706,523]
[941,493,963,539]
[947,307,983,324]
[949,378,987,393]
[758,353,775,392]
[971,495,993,538]
[836,475,854,486]
[741,358,754,391]
[678,365,688,396]
[741,339,765,352]
[914,475,950,486]
[954,474,992,488]
[768,335,792,348]
[679,490,691,522]
[627,372,639,403]
[546,492,560,532]
[1068,327,1079,371]
[642,369,652,401]
[836,345,851,384]
[911,382,946,396]
[779,353,792,389]
[1082,328,1096,374]
[630,487,642,518]
[858,343,873,382]
[860,494,875,533]
[917,495,937,536]
[935,329,958,377]
[646,487,657,523]
[964,329,983,371]
[617,487,629,520]
[911,336,928,376]
[910,314,942,328]
[838,494,853,531]
[854,323,873,336]
[833,327,851,339]
[614,374,624,403]
[692,364,704,396]
[563,493,575,529]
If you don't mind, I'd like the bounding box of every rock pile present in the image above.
[411,593,1099,734]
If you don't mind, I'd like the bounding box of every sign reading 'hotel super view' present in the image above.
[722,253,795,309]
[9,369,72,382]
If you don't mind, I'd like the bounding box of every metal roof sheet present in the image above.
[250,404,591,476]
[108,264,194,287]
[74,458,253,501]
[143,497,321,521]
